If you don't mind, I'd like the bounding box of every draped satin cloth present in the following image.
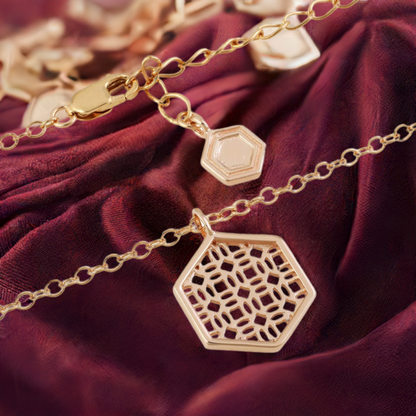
[1,1,416,415]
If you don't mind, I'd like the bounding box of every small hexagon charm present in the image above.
[201,125,266,186]
[173,210,316,353]
[245,17,321,71]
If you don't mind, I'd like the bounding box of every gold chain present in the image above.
[0,109,76,151]
[136,0,360,127]
[142,0,359,80]
[0,0,360,150]
[1,121,415,320]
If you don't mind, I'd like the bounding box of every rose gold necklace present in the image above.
[2,0,411,354]
[0,0,358,186]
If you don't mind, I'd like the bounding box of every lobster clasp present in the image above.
[65,74,139,121]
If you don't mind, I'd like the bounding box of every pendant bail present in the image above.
[177,112,210,139]
[191,208,214,237]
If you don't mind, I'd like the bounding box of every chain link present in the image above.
[0,223,197,321]
[127,0,360,123]
[0,106,76,151]
[0,118,59,151]
[148,0,359,80]
[157,93,193,126]
[1,121,414,321]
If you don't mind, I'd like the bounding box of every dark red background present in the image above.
[1,0,416,415]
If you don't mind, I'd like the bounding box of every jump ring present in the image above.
[158,93,192,126]
[50,106,77,129]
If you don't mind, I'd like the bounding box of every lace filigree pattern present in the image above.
[181,240,309,343]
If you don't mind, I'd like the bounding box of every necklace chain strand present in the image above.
[0,0,359,151]
[1,121,415,320]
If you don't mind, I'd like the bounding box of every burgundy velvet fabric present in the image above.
[1,1,416,415]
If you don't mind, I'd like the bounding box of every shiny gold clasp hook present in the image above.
[64,74,139,121]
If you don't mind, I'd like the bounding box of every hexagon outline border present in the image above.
[173,231,316,353]
[201,125,266,186]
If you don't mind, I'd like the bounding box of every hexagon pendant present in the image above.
[173,209,316,353]
[200,125,266,186]
[244,17,320,71]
